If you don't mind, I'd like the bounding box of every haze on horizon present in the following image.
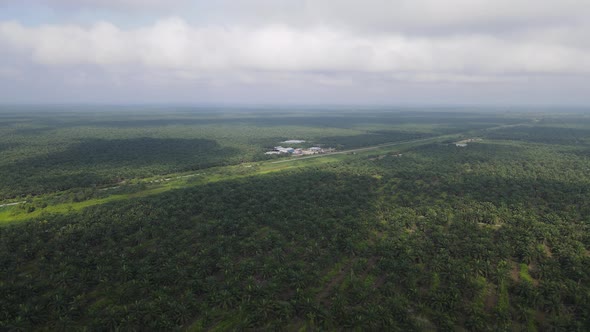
[1,0,589,106]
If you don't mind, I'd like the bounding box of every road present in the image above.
[0,201,26,208]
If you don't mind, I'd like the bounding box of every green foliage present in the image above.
[520,263,533,283]
[1,109,590,330]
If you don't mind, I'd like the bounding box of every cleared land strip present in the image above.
[270,136,447,164]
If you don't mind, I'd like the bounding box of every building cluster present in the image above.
[265,145,328,155]
[454,138,482,147]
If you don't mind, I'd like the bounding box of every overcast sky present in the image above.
[0,0,589,105]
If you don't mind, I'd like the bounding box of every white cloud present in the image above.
[0,1,589,104]
[2,0,189,11]
[303,0,590,31]
[1,17,589,85]
[4,1,590,33]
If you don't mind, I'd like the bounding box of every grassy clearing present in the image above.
[0,186,172,224]
[519,263,533,283]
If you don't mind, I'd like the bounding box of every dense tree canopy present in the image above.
[1,109,589,330]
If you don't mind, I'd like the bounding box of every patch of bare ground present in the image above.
[543,242,553,258]
[535,311,547,327]
[484,289,498,311]
[510,261,520,282]
[527,263,540,286]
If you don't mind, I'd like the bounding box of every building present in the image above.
[265,145,334,156]
[274,146,295,154]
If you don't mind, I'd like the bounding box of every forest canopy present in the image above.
[0,108,589,330]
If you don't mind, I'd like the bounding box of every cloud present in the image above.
[303,0,590,32]
[1,1,589,104]
[0,17,589,84]
[2,0,189,11]
[4,1,590,33]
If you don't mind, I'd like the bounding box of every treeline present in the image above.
[484,125,590,146]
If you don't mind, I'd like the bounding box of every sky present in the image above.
[0,0,589,105]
